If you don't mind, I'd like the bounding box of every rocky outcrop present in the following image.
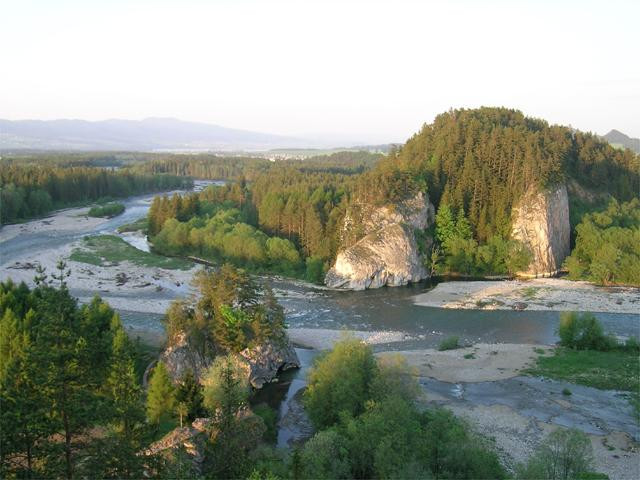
[161,333,300,389]
[511,184,570,277]
[238,339,300,389]
[325,192,435,290]
[161,332,210,382]
[144,412,265,473]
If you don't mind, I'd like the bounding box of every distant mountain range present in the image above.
[602,129,640,154]
[0,117,326,151]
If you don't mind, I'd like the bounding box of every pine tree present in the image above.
[435,204,456,247]
[175,370,205,424]
[107,328,144,437]
[455,208,473,240]
[146,361,175,425]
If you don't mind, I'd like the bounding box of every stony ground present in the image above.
[386,343,640,479]
[413,277,640,314]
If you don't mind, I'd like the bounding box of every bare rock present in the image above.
[161,332,210,382]
[325,192,435,290]
[511,184,570,277]
[161,333,300,389]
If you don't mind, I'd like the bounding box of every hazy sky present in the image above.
[2,0,639,144]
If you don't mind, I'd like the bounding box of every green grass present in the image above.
[117,216,148,233]
[526,347,640,421]
[526,347,639,392]
[519,286,541,300]
[71,235,192,270]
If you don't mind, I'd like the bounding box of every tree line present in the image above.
[356,107,639,243]
[0,164,191,224]
[564,198,640,286]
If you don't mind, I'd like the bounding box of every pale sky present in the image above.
[2,0,639,144]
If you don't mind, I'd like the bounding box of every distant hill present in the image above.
[0,117,318,151]
[603,129,640,153]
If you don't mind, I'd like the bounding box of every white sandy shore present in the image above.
[0,206,108,243]
[414,278,640,314]
[378,343,553,382]
[287,328,413,350]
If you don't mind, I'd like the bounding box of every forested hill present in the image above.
[358,107,639,242]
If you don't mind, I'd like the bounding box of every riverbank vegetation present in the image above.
[564,198,640,286]
[146,171,354,282]
[88,201,125,218]
[431,203,532,276]
[117,216,148,233]
[0,163,190,224]
[70,234,192,270]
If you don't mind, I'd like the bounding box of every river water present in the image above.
[3,182,637,348]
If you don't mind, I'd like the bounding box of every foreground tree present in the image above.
[146,361,175,425]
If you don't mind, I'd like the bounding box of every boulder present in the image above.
[511,184,571,277]
[238,339,300,389]
[325,192,434,290]
[161,333,300,389]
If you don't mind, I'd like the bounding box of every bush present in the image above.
[304,336,378,428]
[88,202,125,218]
[517,428,594,479]
[253,404,278,444]
[557,313,616,351]
[624,336,640,352]
[300,430,351,479]
[370,354,420,403]
[420,408,506,479]
[202,355,250,414]
[438,336,460,351]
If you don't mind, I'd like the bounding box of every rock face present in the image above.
[325,192,435,290]
[511,184,570,277]
[161,333,300,389]
[238,339,300,389]
[161,332,210,382]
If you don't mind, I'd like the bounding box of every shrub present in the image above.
[624,336,640,352]
[88,202,125,218]
[562,388,572,396]
[299,430,351,479]
[420,408,506,479]
[517,428,594,479]
[370,353,420,403]
[202,355,250,414]
[253,404,278,444]
[304,336,378,428]
[438,336,460,351]
[558,312,616,351]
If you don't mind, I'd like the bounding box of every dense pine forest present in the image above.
[2,107,638,282]
[142,108,639,283]
[0,163,190,224]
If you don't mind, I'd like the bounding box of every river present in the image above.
[2,186,639,454]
